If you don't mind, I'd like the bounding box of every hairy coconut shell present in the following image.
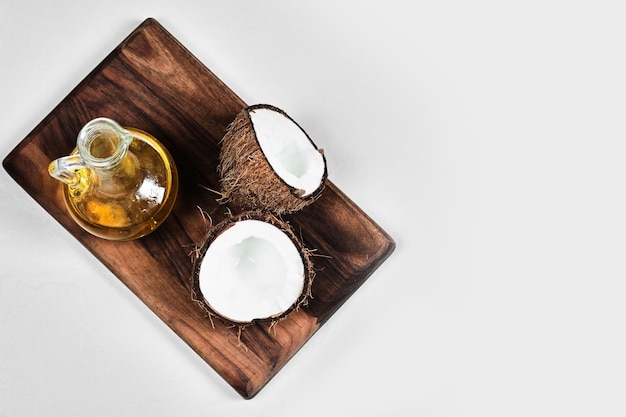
[191,211,315,326]
[218,104,328,215]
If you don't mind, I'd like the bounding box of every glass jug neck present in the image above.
[77,118,133,170]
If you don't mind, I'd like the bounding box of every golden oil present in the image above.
[53,123,178,240]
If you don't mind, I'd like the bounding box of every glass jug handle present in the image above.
[48,154,88,187]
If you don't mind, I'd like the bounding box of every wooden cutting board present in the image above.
[2,18,395,399]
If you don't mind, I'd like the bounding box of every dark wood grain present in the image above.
[2,18,395,399]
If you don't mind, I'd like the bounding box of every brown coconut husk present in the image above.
[218,104,328,215]
[190,211,315,327]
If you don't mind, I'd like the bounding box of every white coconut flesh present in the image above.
[250,107,325,196]
[198,219,306,323]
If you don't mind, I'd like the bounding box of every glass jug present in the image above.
[48,117,178,240]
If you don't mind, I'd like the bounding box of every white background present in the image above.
[2,1,625,416]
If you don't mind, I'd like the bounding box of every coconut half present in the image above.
[218,104,328,215]
[191,212,314,325]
